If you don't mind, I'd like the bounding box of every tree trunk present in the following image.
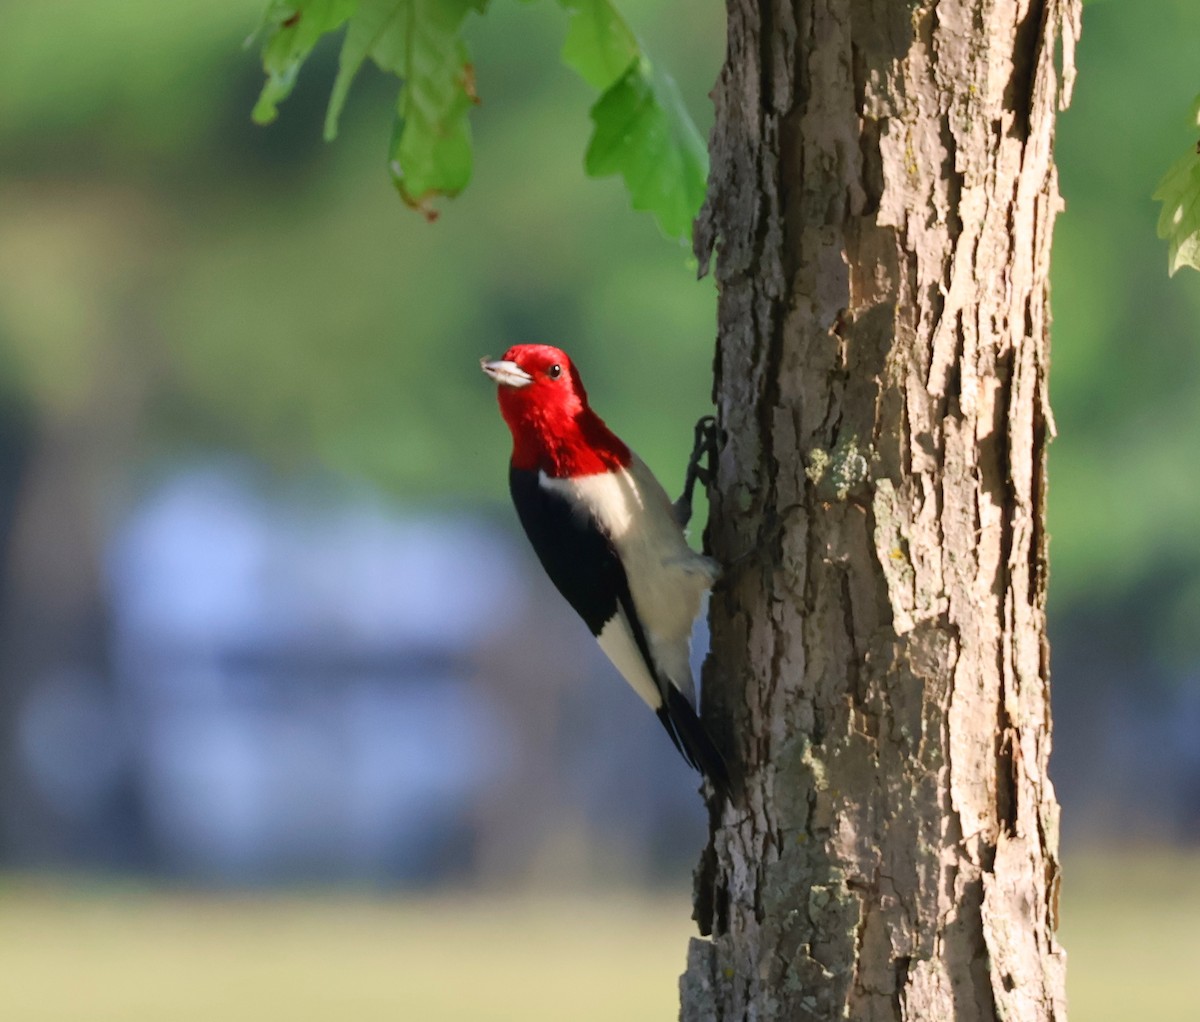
[683,1,1080,1019]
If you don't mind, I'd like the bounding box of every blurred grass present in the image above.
[0,882,696,1022]
[1059,849,1200,1022]
[0,850,1195,1020]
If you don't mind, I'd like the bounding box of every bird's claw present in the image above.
[674,415,719,529]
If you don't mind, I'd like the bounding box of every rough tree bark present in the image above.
[682,1,1080,1019]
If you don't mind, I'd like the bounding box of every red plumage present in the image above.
[491,345,631,477]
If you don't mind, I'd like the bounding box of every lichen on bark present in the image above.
[683,1,1081,1019]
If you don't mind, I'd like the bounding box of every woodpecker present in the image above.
[482,343,731,799]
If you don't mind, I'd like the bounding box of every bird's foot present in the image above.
[673,415,718,529]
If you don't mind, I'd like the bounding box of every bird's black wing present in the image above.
[508,466,732,798]
[509,466,628,641]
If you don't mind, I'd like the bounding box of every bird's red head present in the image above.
[481,344,629,477]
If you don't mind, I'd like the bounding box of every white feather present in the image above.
[596,614,662,709]
[540,455,718,709]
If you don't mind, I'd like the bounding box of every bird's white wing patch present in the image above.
[540,459,714,709]
[539,467,638,538]
[596,612,663,710]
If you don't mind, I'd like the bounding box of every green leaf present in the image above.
[252,0,486,217]
[1153,95,1200,276]
[249,0,705,235]
[558,0,638,92]
[252,0,359,126]
[325,0,409,141]
[388,1,486,215]
[584,60,708,243]
[552,0,708,243]
[1155,153,1200,276]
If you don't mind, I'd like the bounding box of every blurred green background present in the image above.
[0,0,1198,1018]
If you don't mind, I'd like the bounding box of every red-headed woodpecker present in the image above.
[482,344,730,799]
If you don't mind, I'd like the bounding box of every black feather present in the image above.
[658,688,734,801]
[509,466,622,637]
[509,465,735,801]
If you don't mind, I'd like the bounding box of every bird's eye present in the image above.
[547,364,562,380]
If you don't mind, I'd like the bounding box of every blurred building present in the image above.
[7,462,708,885]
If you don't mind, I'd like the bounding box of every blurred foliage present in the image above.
[250,0,707,236]
[1050,0,1200,665]
[0,0,1198,662]
[0,0,720,508]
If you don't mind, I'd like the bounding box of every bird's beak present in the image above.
[481,357,534,388]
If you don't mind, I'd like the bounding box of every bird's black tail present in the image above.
[657,686,738,804]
